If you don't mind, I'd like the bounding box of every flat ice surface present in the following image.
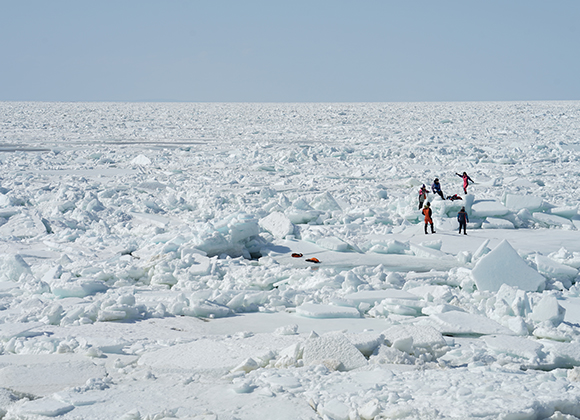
[1,101,580,419]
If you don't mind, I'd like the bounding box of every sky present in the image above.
[0,1,579,103]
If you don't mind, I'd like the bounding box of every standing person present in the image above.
[423,202,435,234]
[457,206,468,235]
[456,172,474,194]
[418,184,428,210]
[432,178,444,200]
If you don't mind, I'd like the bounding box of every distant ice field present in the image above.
[1,101,580,419]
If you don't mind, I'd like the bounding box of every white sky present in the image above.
[1,0,578,102]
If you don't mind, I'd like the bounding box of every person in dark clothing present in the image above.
[432,178,444,200]
[418,184,428,210]
[456,172,474,194]
[423,202,435,234]
[457,206,468,235]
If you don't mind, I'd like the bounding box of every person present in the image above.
[457,206,468,235]
[432,178,444,200]
[456,172,474,194]
[418,184,428,210]
[422,202,435,234]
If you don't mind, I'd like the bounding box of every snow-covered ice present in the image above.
[1,101,580,419]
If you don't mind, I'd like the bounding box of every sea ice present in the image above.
[471,240,546,292]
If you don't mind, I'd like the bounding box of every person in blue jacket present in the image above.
[457,206,468,235]
[432,178,444,200]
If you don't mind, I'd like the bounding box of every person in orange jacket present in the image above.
[423,202,435,234]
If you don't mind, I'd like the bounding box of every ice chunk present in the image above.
[368,239,408,254]
[550,205,578,219]
[285,209,321,224]
[0,254,33,282]
[229,214,260,243]
[483,335,545,361]
[316,236,349,252]
[51,279,108,298]
[17,398,74,417]
[471,200,509,217]
[529,295,566,326]
[345,332,384,357]
[310,192,341,211]
[0,211,46,238]
[533,213,574,228]
[541,341,580,368]
[472,239,491,261]
[481,217,514,229]
[343,289,419,306]
[131,154,151,165]
[296,303,361,319]
[505,194,544,212]
[410,243,453,260]
[319,399,350,420]
[471,240,545,292]
[425,310,515,336]
[259,211,295,239]
[302,332,367,371]
[382,325,448,358]
[535,254,578,282]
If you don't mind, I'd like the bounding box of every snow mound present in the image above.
[471,240,545,292]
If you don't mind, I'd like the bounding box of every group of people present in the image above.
[418,172,473,235]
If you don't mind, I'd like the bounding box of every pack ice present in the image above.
[0,101,580,419]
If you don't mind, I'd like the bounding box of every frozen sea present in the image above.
[1,101,580,419]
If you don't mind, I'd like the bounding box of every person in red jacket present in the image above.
[456,172,474,194]
[423,202,435,234]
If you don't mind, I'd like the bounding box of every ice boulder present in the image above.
[310,192,341,211]
[505,194,544,212]
[302,332,367,371]
[532,213,574,229]
[381,325,448,359]
[0,254,33,282]
[471,240,545,292]
[529,295,566,326]
[550,205,578,219]
[471,200,509,218]
[0,212,46,238]
[535,254,578,283]
[131,154,151,165]
[259,211,295,239]
[481,217,514,229]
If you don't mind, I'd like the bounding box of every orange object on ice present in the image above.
[305,257,320,263]
[291,253,303,258]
